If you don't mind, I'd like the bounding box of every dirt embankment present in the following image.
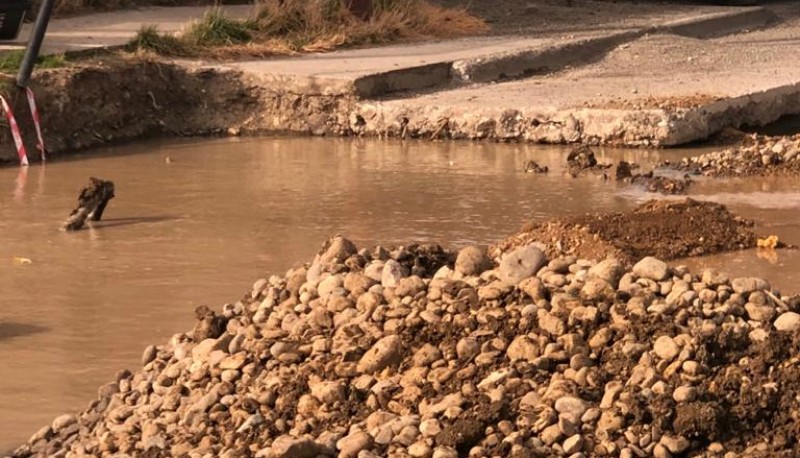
[0,60,357,164]
[9,201,800,458]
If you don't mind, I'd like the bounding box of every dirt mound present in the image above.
[493,199,756,264]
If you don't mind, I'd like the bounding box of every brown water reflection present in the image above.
[0,137,797,451]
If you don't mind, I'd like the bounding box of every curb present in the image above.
[347,6,774,98]
[450,31,639,84]
[654,6,777,39]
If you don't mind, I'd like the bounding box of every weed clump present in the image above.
[126,25,193,56]
[126,0,487,58]
[184,8,260,46]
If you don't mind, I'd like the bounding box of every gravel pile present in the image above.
[8,223,800,458]
[668,134,800,177]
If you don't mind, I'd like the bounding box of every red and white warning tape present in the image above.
[0,95,29,167]
[0,88,47,166]
[25,88,46,162]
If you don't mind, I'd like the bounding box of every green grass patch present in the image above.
[126,25,194,56]
[0,51,69,73]
[184,8,260,46]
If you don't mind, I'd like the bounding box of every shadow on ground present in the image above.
[89,215,182,229]
[0,322,47,342]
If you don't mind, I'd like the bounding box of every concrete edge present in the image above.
[654,6,777,39]
[665,82,800,145]
[450,31,640,84]
[353,62,452,98]
[346,101,675,147]
[246,72,355,96]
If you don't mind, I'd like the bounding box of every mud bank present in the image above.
[9,200,800,458]
[0,61,355,164]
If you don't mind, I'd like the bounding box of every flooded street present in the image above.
[1,137,799,451]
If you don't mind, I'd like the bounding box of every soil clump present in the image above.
[493,199,756,264]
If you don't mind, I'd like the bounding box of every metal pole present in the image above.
[16,0,57,88]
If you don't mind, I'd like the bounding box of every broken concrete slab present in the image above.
[334,19,800,147]
[222,6,774,99]
[224,34,599,97]
[452,6,776,84]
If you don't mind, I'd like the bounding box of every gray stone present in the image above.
[580,278,615,302]
[320,236,358,265]
[309,380,346,405]
[142,345,157,366]
[236,413,266,433]
[745,303,775,322]
[358,335,403,373]
[554,396,589,422]
[318,274,344,298]
[381,259,408,288]
[497,244,547,285]
[337,431,374,458]
[537,309,566,337]
[455,246,492,276]
[506,335,539,362]
[456,338,480,361]
[143,434,167,451]
[731,277,770,295]
[653,444,672,458]
[672,386,697,403]
[364,261,385,283]
[541,424,563,445]
[597,411,624,433]
[419,419,442,437]
[395,276,426,297]
[269,435,320,458]
[588,258,625,287]
[774,312,800,332]
[563,434,584,455]
[408,441,433,458]
[51,414,77,432]
[344,272,376,295]
[701,269,729,287]
[660,435,690,454]
[413,343,442,367]
[653,335,680,361]
[633,257,669,281]
[432,448,458,458]
[519,277,546,301]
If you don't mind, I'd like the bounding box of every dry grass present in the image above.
[126,0,487,59]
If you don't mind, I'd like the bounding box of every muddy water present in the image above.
[0,137,798,451]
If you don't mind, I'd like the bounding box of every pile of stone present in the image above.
[668,134,800,177]
[566,146,611,178]
[615,162,692,195]
[9,235,800,458]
